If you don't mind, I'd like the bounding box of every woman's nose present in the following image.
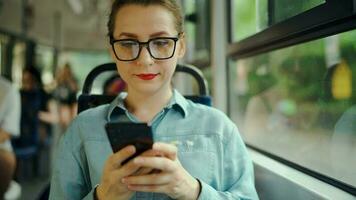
[136,46,154,66]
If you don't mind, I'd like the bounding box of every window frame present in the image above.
[228,0,356,59]
[227,0,356,195]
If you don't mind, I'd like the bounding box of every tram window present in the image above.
[229,29,356,187]
[183,0,196,62]
[0,39,3,74]
[58,51,111,92]
[182,0,210,64]
[271,0,325,24]
[0,34,9,76]
[35,45,55,85]
[232,0,260,41]
[12,42,26,86]
[231,0,325,41]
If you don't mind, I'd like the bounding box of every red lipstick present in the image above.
[136,74,158,80]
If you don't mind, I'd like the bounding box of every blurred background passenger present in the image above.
[10,66,53,181]
[52,63,78,131]
[102,74,126,95]
[0,75,21,199]
[12,67,51,152]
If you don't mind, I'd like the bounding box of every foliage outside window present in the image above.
[271,0,326,24]
[232,0,325,41]
[230,29,356,187]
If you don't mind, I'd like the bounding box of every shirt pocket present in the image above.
[158,132,221,186]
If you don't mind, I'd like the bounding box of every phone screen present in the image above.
[105,122,153,164]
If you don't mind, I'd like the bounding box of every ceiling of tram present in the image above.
[0,0,111,51]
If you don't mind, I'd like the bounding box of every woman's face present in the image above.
[111,5,185,96]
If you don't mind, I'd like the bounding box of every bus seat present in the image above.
[77,63,211,114]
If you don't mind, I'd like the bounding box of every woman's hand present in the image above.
[96,145,137,200]
[121,142,201,200]
[97,145,161,200]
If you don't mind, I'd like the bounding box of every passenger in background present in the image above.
[12,67,51,152]
[0,75,21,199]
[50,0,258,199]
[52,63,78,131]
[103,74,126,95]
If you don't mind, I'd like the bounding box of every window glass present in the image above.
[230,29,356,187]
[36,45,54,86]
[183,0,196,62]
[182,0,210,64]
[0,43,2,73]
[181,0,211,95]
[0,40,3,74]
[0,34,9,76]
[232,0,260,41]
[12,41,26,87]
[232,0,325,41]
[58,51,111,93]
[272,0,325,24]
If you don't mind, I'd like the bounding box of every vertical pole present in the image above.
[211,0,227,113]
[52,11,61,73]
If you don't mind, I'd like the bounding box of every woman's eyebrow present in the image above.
[117,32,138,38]
[116,31,172,39]
[150,31,170,37]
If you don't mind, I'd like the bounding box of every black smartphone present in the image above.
[105,122,153,165]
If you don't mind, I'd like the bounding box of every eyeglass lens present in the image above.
[113,38,177,61]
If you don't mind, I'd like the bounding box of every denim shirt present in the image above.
[50,90,259,200]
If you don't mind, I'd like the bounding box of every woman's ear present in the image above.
[177,34,186,58]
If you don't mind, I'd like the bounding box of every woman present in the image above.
[103,74,126,95]
[50,0,258,199]
[53,63,78,131]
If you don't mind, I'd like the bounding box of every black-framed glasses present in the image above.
[110,37,180,61]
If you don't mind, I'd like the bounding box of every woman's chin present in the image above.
[127,79,171,96]
[132,85,163,95]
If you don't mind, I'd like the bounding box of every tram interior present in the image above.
[1,0,356,199]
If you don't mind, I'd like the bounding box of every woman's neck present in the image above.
[125,88,173,123]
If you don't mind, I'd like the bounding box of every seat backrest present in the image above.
[77,63,211,114]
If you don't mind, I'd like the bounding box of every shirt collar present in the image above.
[106,89,188,122]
